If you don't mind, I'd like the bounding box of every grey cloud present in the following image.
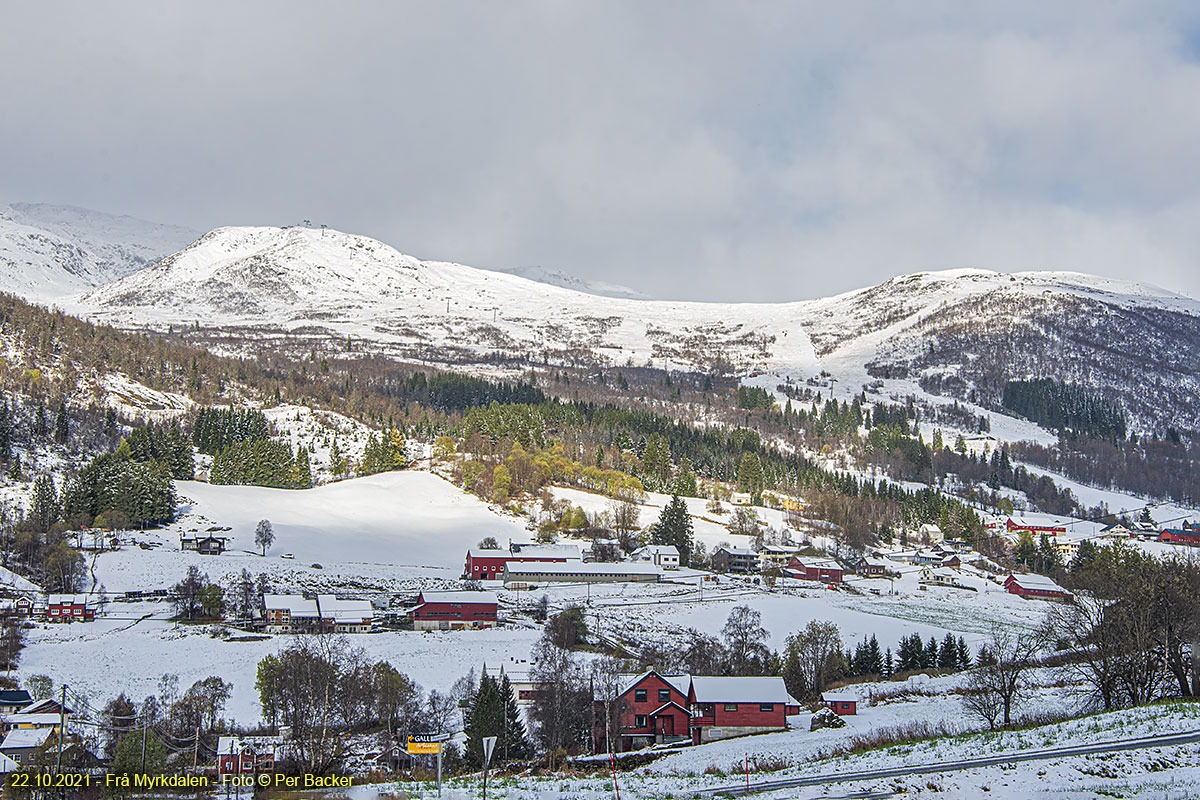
[2,1,1199,301]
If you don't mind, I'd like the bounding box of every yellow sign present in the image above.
[407,740,441,755]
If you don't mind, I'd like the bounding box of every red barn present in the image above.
[687,677,802,744]
[1003,574,1073,602]
[785,556,843,583]
[592,670,691,753]
[410,590,498,630]
[1160,528,1200,547]
[1006,518,1067,536]
[463,548,574,580]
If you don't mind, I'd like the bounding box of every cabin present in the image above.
[409,591,498,631]
[1004,573,1074,602]
[0,728,51,766]
[712,547,760,575]
[853,557,888,577]
[919,567,960,587]
[785,556,843,583]
[180,534,229,555]
[502,562,660,586]
[939,554,961,569]
[821,693,857,716]
[592,670,691,753]
[687,676,802,744]
[629,545,680,570]
[216,736,283,775]
[46,595,94,623]
[917,523,944,543]
[730,492,753,506]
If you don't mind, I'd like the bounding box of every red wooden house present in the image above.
[592,670,690,753]
[1003,574,1073,602]
[46,595,95,622]
[687,676,802,745]
[821,693,857,715]
[410,590,498,630]
[785,556,843,583]
[216,736,282,775]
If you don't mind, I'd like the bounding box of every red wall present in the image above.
[412,602,497,622]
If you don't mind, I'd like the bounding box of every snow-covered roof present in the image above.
[0,752,18,772]
[821,693,857,703]
[0,728,51,750]
[216,735,283,756]
[503,562,661,576]
[616,671,690,697]
[715,547,758,557]
[416,591,498,605]
[689,676,800,705]
[317,596,373,622]
[793,556,841,569]
[2,713,62,726]
[466,549,510,559]
[263,594,319,617]
[760,544,801,554]
[633,545,679,557]
[1006,573,1070,592]
[509,544,582,560]
[46,594,90,606]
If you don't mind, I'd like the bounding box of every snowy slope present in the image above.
[62,224,1200,435]
[489,265,649,299]
[69,226,821,375]
[0,203,199,300]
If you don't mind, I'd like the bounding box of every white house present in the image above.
[919,566,960,587]
[630,545,680,570]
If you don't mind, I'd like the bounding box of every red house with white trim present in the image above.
[687,676,802,744]
[592,670,691,753]
[1003,573,1074,602]
[46,595,95,622]
[785,556,843,583]
[410,590,498,630]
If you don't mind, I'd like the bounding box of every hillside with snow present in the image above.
[0,203,199,300]
[65,224,1200,436]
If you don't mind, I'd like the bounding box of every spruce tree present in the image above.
[956,636,971,668]
[651,495,694,566]
[53,402,69,445]
[937,633,958,669]
[498,673,531,762]
[464,671,503,768]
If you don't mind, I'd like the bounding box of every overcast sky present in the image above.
[3,2,1200,301]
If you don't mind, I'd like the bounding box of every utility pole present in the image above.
[55,684,66,792]
[141,718,147,772]
[193,726,200,773]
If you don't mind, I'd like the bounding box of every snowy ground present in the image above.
[350,701,1200,799]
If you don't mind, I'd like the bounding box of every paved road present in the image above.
[692,728,1200,797]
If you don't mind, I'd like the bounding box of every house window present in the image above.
[634,715,648,728]
[658,689,670,703]
[759,703,774,713]
[723,703,738,712]
[635,689,647,703]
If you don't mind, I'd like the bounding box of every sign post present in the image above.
[407,733,451,796]
[482,736,497,800]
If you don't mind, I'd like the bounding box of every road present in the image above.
[692,728,1200,797]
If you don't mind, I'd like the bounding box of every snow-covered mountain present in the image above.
[0,203,199,299]
[489,265,649,299]
[65,224,1200,435]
